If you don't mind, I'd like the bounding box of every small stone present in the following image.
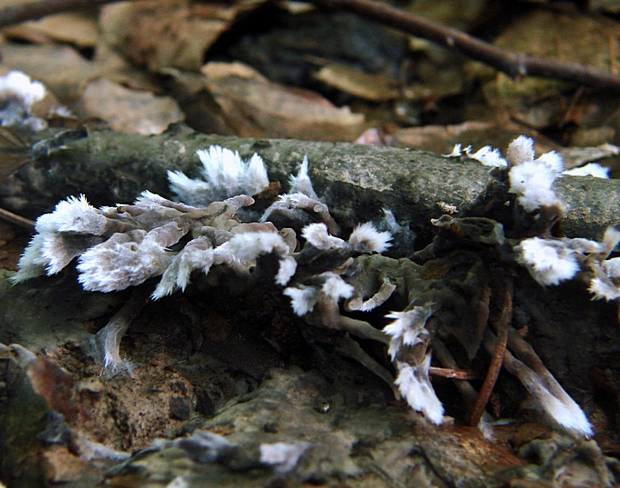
[169,396,190,420]
[170,381,187,395]
[195,388,215,417]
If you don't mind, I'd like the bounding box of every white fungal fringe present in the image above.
[12,195,108,282]
[507,136,565,213]
[151,237,214,299]
[506,135,535,166]
[507,355,593,437]
[35,195,107,235]
[563,162,610,178]
[466,145,507,168]
[516,238,580,286]
[302,222,346,250]
[348,222,392,253]
[321,273,354,301]
[395,357,444,425]
[77,228,174,292]
[168,145,269,205]
[288,155,319,199]
[384,305,435,360]
[0,70,46,108]
[283,285,319,316]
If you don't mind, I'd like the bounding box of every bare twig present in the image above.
[432,337,479,406]
[0,0,128,30]
[429,366,480,381]
[470,289,512,427]
[0,207,34,230]
[309,0,620,92]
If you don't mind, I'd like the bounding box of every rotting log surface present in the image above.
[1,123,618,244]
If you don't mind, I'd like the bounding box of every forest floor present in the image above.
[2,1,620,487]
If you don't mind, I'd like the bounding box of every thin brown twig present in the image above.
[429,366,481,381]
[470,289,512,427]
[309,0,620,92]
[0,207,34,231]
[432,337,479,406]
[0,0,129,30]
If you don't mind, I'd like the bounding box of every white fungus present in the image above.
[395,356,444,425]
[384,305,435,360]
[260,441,310,474]
[12,136,604,434]
[302,222,346,250]
[168,145,269,205]
[466,145,507,168]
[348,222,392,254]
[516,238,580,286]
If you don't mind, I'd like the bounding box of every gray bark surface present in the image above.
[1,124,617,244]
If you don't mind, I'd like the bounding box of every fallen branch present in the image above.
[309,0,620,92]
[1,126,619,243]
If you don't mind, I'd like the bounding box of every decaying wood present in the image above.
[1,125,618,245]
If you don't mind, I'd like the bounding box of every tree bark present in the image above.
[1,124,618,244]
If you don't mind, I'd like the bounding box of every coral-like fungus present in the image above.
[14,138,615,437]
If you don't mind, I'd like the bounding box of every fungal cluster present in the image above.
[13,137,618,437]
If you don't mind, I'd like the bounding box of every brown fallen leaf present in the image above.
[472,9,620,129]
[0,42,164,119]
[201,61,366,141]
[26,355,78,423]
[0,125,32,187]
[82,78,184,135]
[3,11,99,48]
[391,120,559,155]
[100,0,263,73]
[313,62,399,102]
[0,44,108,114]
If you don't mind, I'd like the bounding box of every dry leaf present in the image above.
[391,121,559,155]
[201,61,365,141]
[82,78,184,135]
[160,67,235,135]
[473,9,620,128]
[558,143,620,170]
[0,44,106,113]
[313,62,399,102]
[0,43,166,117]
[404,0,487,30]
[100,0,262,73]
[3,12,99,47]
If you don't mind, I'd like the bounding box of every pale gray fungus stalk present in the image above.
[13,139,618,436]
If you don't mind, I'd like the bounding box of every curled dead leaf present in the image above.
[100,0,263,73]
[201,61,366,141]
[82,78,184,135]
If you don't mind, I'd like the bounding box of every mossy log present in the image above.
[1,123,618,244]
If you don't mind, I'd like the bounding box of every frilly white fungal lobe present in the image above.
[395,357,444,425]
[168,145,269,205]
